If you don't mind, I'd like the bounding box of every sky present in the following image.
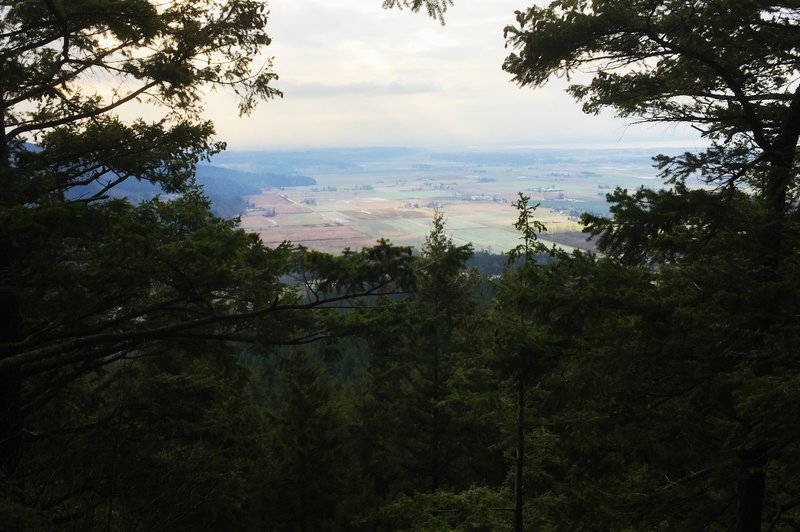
[204,0,704,150]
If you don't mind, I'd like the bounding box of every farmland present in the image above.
[221,147,695,254]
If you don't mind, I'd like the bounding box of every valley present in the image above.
[217,146,696,253]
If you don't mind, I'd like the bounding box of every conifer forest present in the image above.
[1,1,799,530]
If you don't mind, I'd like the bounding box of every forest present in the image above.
[1,1,799,531]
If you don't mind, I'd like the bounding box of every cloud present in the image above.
[279,81,439,98]
[198,0,704,149]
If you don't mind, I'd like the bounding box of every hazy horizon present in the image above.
[213,139,707,154]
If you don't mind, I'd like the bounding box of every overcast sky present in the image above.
[205,0,703,150]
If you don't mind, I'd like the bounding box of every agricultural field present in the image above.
[225,147,696,254]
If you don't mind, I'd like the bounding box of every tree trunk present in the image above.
[432,339,440,492]
[735,445,768,532]
[0,286,24,491]
[1,92,8,169]
[514,378,524,532]
[0,367,23,482]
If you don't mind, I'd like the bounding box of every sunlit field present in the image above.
[233,147,678,254]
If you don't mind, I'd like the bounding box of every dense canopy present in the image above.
[2,1,800,530]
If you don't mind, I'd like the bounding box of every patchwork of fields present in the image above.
[228,147,693,254]
[240,188,584,254]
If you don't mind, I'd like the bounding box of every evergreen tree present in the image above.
[382,0,453,24]
[10,344,267,531]
[416,210,476,491]
[502,2,800,529]
[351,211,504,527]
[258,350,364,532]
[0,2,416,525]
[0,0,277,492]
[489,194,553,531]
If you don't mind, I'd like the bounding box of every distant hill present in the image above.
[18,142,316,218]
[52,159,315,218]
[194,164,316,218]
[196,164,316,189]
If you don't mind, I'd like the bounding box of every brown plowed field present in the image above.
[239,185,586,254]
